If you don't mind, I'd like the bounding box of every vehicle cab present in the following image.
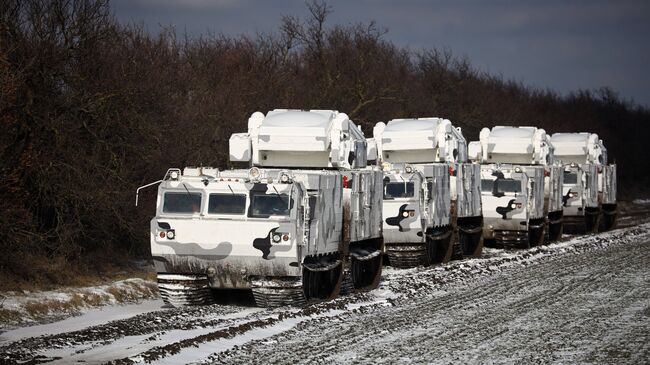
[151,167,305,289]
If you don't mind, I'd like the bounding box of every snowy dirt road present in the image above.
[215,235,650,364]
[1,223,650,364]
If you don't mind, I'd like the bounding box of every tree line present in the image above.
[1,0,648,289]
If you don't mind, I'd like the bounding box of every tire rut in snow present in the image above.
[210,231,650,364]
[0,304,248,363]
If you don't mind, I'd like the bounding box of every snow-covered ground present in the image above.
[0,300,165,343]
[0,278,158,330]
[1,221,649,364]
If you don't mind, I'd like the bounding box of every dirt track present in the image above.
[1,222,649,364]
[213,236,650,364]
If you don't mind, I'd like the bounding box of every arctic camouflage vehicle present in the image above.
[468,127,559,248]
[550,133,617,233]
[370,118,483,268]
[138,110,383,307]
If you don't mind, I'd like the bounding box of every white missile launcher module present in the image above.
[468,126,559,248]
[371,118,483,268]
[550,133,617,233]
[139,110,383,307]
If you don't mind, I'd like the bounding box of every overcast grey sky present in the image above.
[111,0,650,107]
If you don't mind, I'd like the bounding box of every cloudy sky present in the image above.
[111,0,650,107]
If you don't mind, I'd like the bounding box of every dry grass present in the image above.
[0,308,22,323]
[84,292,111,306]
[104,280,159,303]
[0,253,155,293]
[0,278,159,326]
[23,299,77,317]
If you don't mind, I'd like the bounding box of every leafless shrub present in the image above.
[1,0,648,288]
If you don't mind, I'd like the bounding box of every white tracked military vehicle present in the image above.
[137,110,383,307]
[468,126,561,248]
[550,133,617,233]
[369,118,483,268]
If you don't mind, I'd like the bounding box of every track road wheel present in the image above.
[426,227,453,264]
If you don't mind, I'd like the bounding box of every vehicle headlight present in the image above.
[402,211,409,218]
[166,230,175,240]
[272,233,282,243]
[249,167,261,180]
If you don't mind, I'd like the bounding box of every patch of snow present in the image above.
[0,277,158,332]
[155,309,348,365]
[0,299,165,343]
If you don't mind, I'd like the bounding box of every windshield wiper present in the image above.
[182,183,192,197]
[273,186,288,207]
[228,185,235,195]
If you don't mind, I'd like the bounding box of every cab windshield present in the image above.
[384,182,415,199]
[249,191,292,217]
[208,194,246,215]
[481,178,522,194]
[563,171,578,185]
[162,192,202,214]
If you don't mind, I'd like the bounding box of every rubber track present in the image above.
[251,286,306,308]
[157,276,214,307]
[385,244,427,268]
